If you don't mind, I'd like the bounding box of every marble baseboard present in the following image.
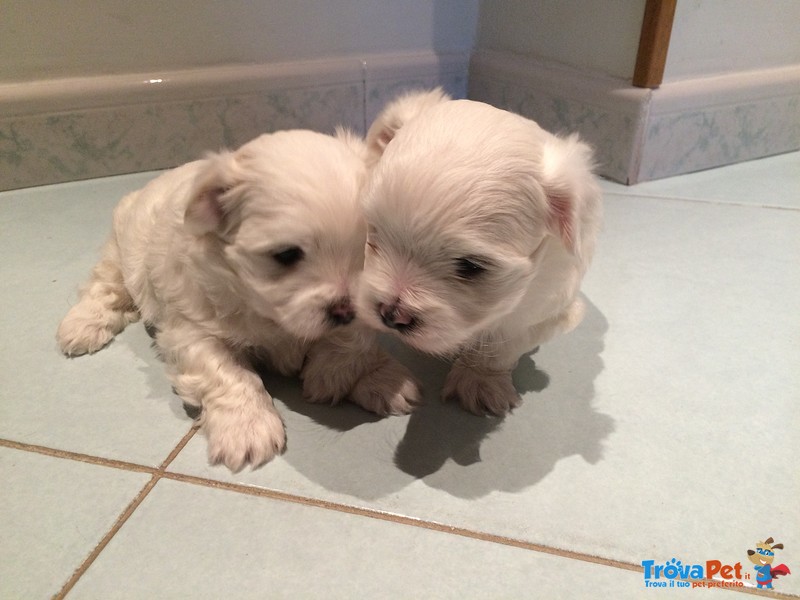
[5,49,794,190]
[640,65,800,182]
[0,85,363,191]
[469,50,800,184]
[0,52,468,190]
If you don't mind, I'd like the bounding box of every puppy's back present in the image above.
[112,160,208,317]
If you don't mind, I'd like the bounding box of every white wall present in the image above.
[475,0,646,80]
[0,0,479,82]
[663,0,800,81]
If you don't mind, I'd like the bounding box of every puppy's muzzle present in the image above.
[326,298,356,326]
[378,301,417,333]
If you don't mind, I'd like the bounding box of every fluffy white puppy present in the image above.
[57,129,419,471]
[359,89,602,416]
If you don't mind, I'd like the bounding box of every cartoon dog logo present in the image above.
[747,537,791,589]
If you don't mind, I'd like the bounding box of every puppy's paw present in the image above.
[443,363,520,416]
[349,357,421,416]
[202,401,286,472]
[301,355,356,405]
[57,302,139,356]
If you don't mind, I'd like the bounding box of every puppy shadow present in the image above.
[390,295,614,498]
[124,322,192,422]
[392,350,550,479]
[276,296,613,501]
[124,297,612,503]
[263,371,383,433]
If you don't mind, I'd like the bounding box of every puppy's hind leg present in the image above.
[302,327,421,416]
[444,299,587,415]
[57,236,140,356]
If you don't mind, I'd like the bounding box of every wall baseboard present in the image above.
[469,50,800,184]
[639,65,800,182]
[0,52,468,190]
[3,49,795,189]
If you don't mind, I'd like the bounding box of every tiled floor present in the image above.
[1,152,798,599]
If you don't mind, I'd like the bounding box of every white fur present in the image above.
[364,87,450,167]
[57,129,420,471]
[359,89,602,415]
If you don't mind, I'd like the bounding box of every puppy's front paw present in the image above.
[57,302,139,356]
[202,401,286,472]
[349,356,421,416]
[443,363,520,416]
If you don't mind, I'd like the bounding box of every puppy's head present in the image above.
[358,98,601,354]
[183,129,368,341]
[365,87,451,166]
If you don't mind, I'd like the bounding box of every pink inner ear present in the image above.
[379,128,395,145]
[371,128,395,154]
[184,187,225,236]
[548,193,576,253]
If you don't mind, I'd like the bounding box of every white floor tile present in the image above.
[69,477,729,600]
[168,159,800,596]
[601,151,800,209]
[3,152,798,598]
[0,447,150,599]
[0,172,194,465]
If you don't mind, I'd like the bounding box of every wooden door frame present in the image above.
[633,0,677,88]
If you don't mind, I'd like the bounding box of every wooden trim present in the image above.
[633,0,677,88]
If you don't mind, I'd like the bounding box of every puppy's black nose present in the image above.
[327,298,355,326]
[378,302,417,332]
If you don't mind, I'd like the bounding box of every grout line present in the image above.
[157,473,800,598]
[160,470,641,575]
[0,425,197,475]
[158,425,200,470]
[725,586,798,599]
[26,427,198,599]
[0,438,156,475]
[53,474,160,600]
[602,189,800,212]
[5,435,795,597]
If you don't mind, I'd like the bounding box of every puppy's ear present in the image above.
[184,150,241,237]
[545,190,576,254]
[540,134,599,258]
[365,87,450,161]
[334,126,368,160]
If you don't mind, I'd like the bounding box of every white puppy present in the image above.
[57,129,419,471]
[359,89,602,416]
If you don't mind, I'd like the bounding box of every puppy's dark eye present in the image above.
[454,257,486,280]
[272,246,304,267]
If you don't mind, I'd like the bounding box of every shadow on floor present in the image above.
[270,295,613,500]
